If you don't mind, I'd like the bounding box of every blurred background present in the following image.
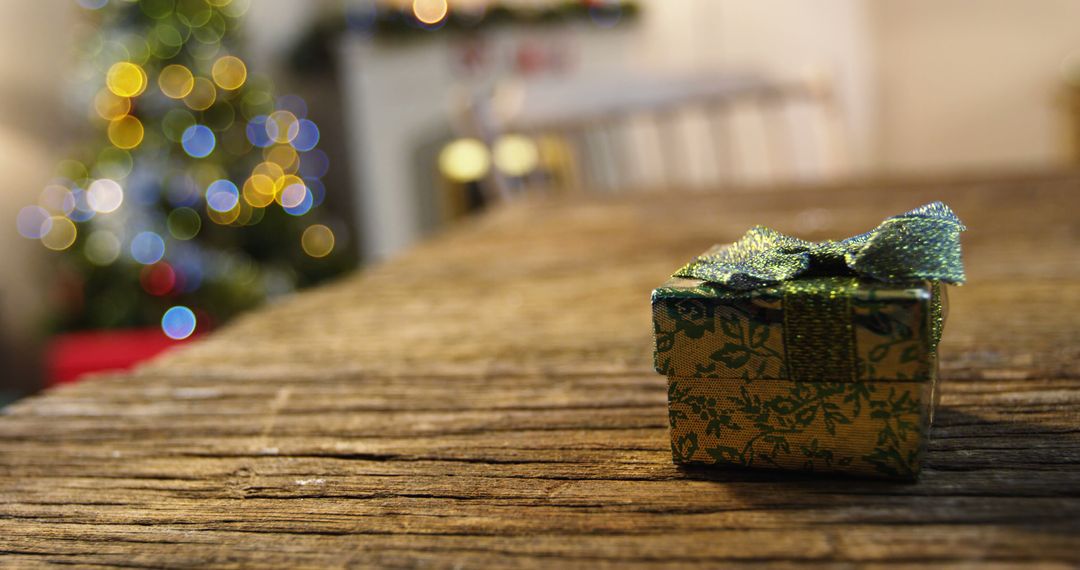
[3,0,1080,405]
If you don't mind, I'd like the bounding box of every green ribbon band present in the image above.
[672,203,965,381]
[781,278,859,381]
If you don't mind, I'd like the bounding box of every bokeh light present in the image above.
[301,224,335,258]
[283,187,313,216]
[246,115,273,147]
[439,138,491,182]
[183,77,217,110]
[277,94,307,118]
[158,64,195,98]
[86,178,124,213]
[161,305,197,340]
[41,216,78,251]
[16,206,52,239]
[493,134,540,176]
[265,144,298,172]
[167,207,202,240]
[203,101,235,131]
[131,231,166,264]
[149,23,184,58]
[68,189,96,222]
[266,110,298,144]
[95,147,134,180]
[141,262,176,296]
[39,185,75,215]
[106,62,148,97]
[413,0,449,25]
[305,178,326,206]
[253,160,285,181]
[279,181,307,208]
[181,125,216,157]
[205,179,239,212]
[299,149,329,178]
[57,160,89,185]
[108,115,145,149]
[242,174,276,207]
[94,89,131,121]
[289,119,320,151]
[206,202,241,225]
[211,55,247,90]
[162,108,197,142]
[85,230,122,266]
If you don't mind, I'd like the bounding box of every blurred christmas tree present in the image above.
[16,0,354,339]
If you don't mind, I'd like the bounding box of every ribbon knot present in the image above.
[674,202,966,289]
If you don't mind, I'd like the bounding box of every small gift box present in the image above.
[652,203,965,479]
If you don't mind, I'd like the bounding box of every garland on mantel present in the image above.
[289,1,640,74]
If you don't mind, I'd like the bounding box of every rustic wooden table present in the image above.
[2,173,1078,568]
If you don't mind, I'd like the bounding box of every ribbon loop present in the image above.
[674,202,966,289]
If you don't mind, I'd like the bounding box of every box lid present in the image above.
[652,275,941,382]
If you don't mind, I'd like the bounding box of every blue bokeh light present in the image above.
[161,306,197,340]
[68,189,96,222]
[283,186,313,216]
[16,206,52,239]
[205,179,239,212]
[289,119,320,152]
[246,115,273,148]
[305,178,326,207]
[277,95,308,118]
[131,231,166,264]
[298,149,329,179]
[181,125,216,158]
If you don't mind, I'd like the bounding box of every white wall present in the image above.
[873,0,1080,173]
[637,0,877,171]
[0,2,75,335]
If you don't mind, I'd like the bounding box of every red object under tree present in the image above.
[45,329,197,386]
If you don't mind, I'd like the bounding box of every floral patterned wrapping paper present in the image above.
[653,275,944,479]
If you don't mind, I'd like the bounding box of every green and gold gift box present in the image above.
[652,203,965,479]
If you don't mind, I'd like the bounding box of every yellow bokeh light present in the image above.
[267,110,298,144]
[438,138,491,183]
[264,144,298,172]
[158,64,195,98]
[212,55,247,90]
[412,0,448,25]
[39,184,74,214]
[107,115,145,149]
[493,134,540,177]
[183,77,217,111]
[252,161,285,182]
[41,216,77,251]
[207,202,241,225]
[301,224,335,258]
[106,62,148,98]
[242,174,276,207]
[93,89,131,121]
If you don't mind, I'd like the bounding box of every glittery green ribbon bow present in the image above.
[674,202,966,289]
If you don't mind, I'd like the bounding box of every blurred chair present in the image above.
[446,71,849,210]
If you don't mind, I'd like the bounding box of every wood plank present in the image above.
[1,172,1078,567]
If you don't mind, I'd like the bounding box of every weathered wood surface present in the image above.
[1,172,1078,568]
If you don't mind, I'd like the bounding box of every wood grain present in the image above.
[1,171,1078,568]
